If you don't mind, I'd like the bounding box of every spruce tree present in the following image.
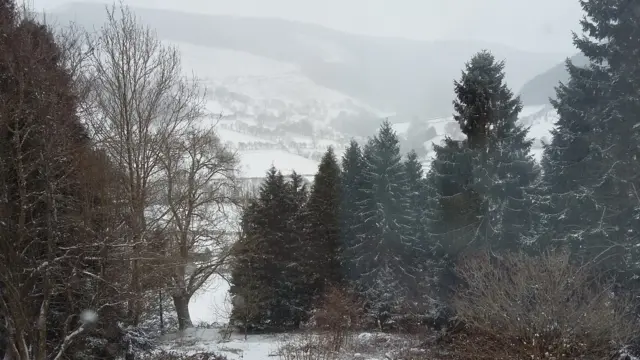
[274,172,311,327]
[340,140,366,282]
[424,137,478,267]
[540,0,640,279]
[230,167,303,330]
[306,148,343,294]
[453,50,538,251]
[404,150,427,244]
[353,121,416,325]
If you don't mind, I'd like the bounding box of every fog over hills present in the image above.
[518,53,589,105]
[41,2,579,179]
[46,2,565,119]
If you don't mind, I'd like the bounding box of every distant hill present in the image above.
[518,53,589,106]
[45,2,566,119]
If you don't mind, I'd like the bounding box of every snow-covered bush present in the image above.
[448,250,637,359]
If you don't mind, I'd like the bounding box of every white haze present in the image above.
[32,0,580,54]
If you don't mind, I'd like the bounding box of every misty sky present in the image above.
[30,0,581,55]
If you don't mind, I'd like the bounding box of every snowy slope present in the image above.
[172,41,381,179]
[172,41,382,125]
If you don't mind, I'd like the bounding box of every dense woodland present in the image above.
[1,0,640,359]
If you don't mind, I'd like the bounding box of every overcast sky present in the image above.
[30,0,581,54]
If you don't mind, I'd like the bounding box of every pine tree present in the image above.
[404,150,427,243]
[278,171,311,327]
[229,198,272,331]
[340,140,366,283]
[230,167,282,330]
[453,50,538,251]
[230,167,312,330]
[353,121,416,325]
[425,137,478,267]
[540,0,640,279]
[306,148,343,295]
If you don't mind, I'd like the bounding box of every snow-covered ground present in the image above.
[159,328,422,360]
[160,328,280,360]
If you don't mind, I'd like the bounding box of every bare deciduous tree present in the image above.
[159,127,239,330]
[86,2,206,326]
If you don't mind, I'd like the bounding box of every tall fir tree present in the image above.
[229,167,312,330]
[278,171,311,327]
[230,167,284,330]
[424,137,478,295]
[453,50,538,252]
[340,140,366,282]
[352,121,417,325]
[404,150,427,244]
[306,148,343,294]
[540,0,640,280]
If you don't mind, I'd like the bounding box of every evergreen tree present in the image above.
[340,140,366,282]
[424,138,478,279]
[453,50,538,251]
[306,148,343,294]
[278,171,311,327]
[540,0,640,279]
[229,198,272,331]
[353,121,416,325]
[404,150,427,244]
[230,167,311,330]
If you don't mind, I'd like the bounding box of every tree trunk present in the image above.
[172,294,193,330]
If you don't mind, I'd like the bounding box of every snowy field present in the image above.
[159,327,423,360]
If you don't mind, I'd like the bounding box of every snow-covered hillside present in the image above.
[172,41,384,180]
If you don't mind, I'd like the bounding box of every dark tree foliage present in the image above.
[340,140,367,281]
[452,50,537,252]
[0,4,129,359]
[540,0,640,281]
[350,121,419,325]
[229,168,312,331]
[424,137,478,293]
[404,150,427,244]
[306,147,343,292]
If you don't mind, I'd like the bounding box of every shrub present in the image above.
[449,250,636,360]
[276,333,338,360]
[308,286,364,351]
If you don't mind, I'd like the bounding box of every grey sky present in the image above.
[31,0,582,54]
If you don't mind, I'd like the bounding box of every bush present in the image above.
[308,286,364,351]
[276,333,338,360]
[448,250,636,360]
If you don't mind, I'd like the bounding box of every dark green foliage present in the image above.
[540,0,640,279]
[454,50,537,251]
[404,150,427,243]
[0,5,129,358]
[349,121,420,324]
[306,147,343,291]
[425,51,538,306]
[340,140,367,281]
[425,138,479,263]
[229,168,312,331]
